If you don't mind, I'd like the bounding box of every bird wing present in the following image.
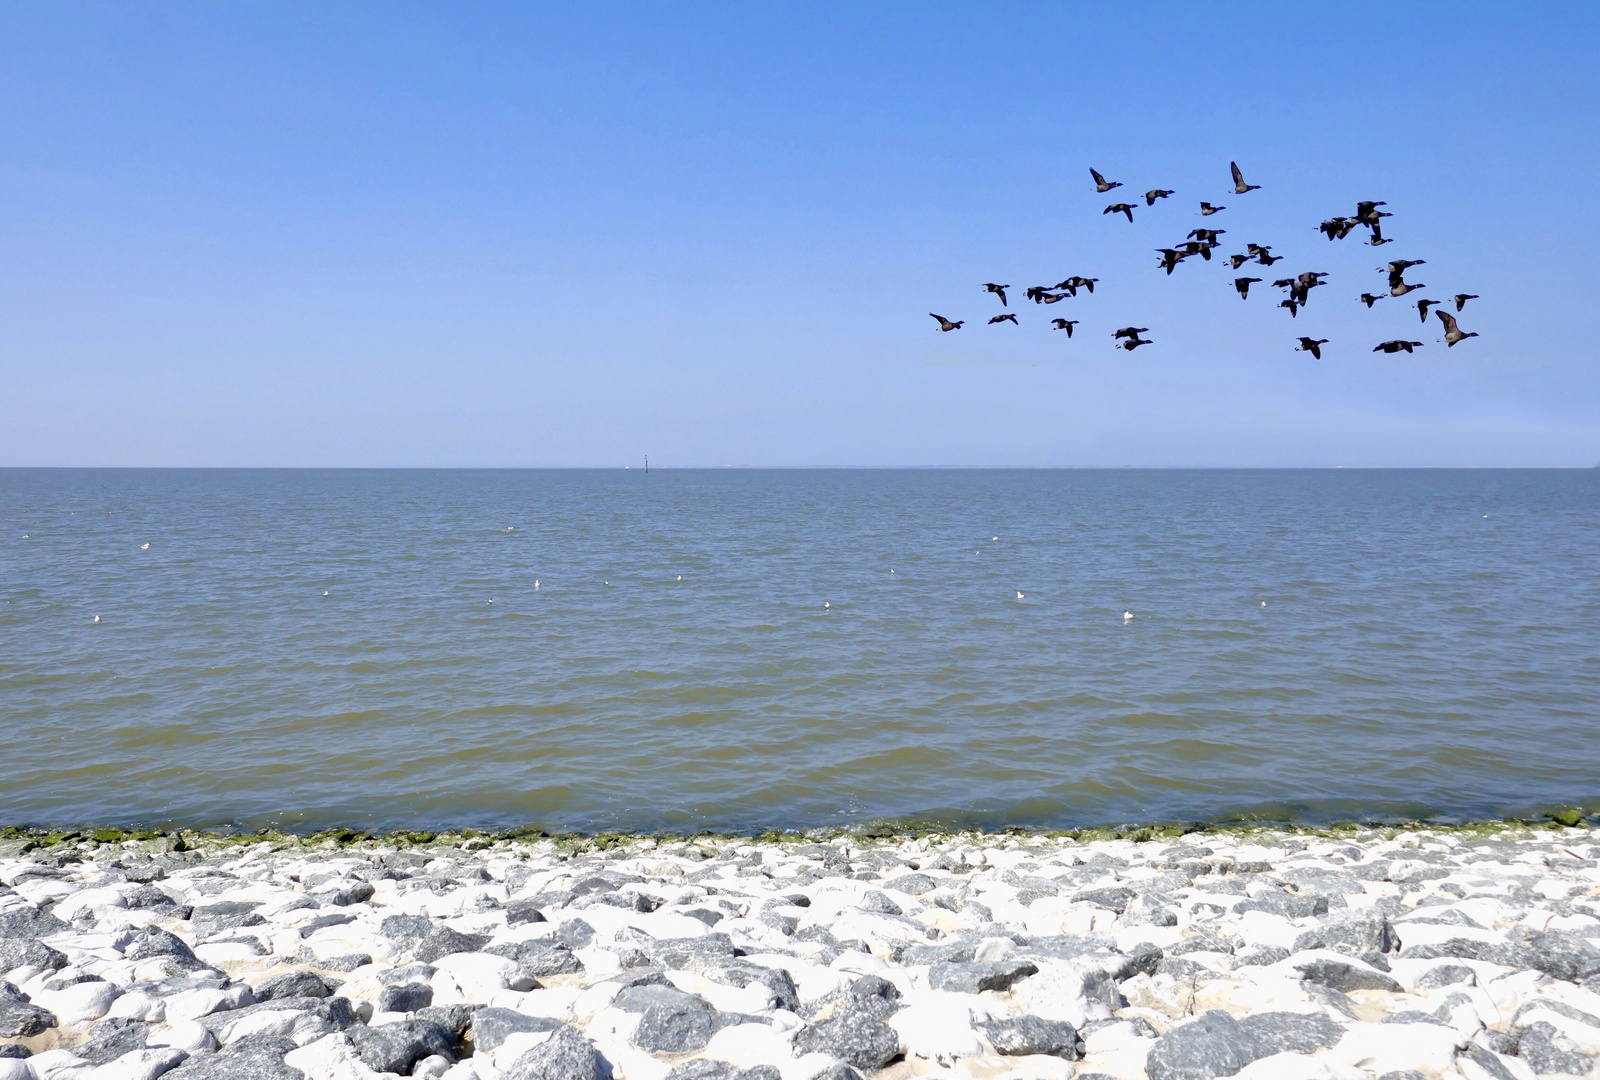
[1435,310,1458,333]
[1090,168,1106,186]
[1231,161,1244,187]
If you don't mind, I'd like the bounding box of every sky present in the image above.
[1,4,1597,467]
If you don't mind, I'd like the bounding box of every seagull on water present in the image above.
[322,590,329,597]
[1261,601,1267,608]
[92,615,101,623]
[1123,610,1134,621]
[677,575,682,581]
[140,543,150,550]
[824,601,830,609]
[534,580,540,589]
[1016,591,1025,600]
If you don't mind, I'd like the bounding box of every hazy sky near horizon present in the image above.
[2,4,1597,467]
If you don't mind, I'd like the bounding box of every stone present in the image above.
[556,919,596,949]
[979,1015,1082,1059]
[927,959,1039,994]
[1235,1012,1343,1055]
[0,982,55,1037]
[0,938,67,973]
[857,891,902,916]
[1510,926,1600,983]
[162,1032,305,1080]
[193,903,266,937]
[468,1008,565,1052]
[413,928,489,964]
[0,906,67,941]
[1292,910,1397,954]
[295,914,356,938]
[125,927,204,969]
[1513,1021,1593,1076]
[501,1026,608,1080]
[348,1019,457,1074]
[1293,957,1404,994]
[632,1000,728,1053]
[1073,888,1133,913]
[488,939,584,976]
[252,973,331,1002]
[93,1046,189,1080]
[504,901,546,927]
[378,982,434,1013]
[380,915,433,947]
[76,1018,150,1064]
[1416,964,1475,990]
[884,875,936,896]
[793,1010,901,1071]
[1145,1010,1266,1080]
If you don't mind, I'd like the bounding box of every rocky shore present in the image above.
[1,824,1600,1080]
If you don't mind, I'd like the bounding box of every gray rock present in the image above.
[348,1019,456,1074]
[413,927,489,964]
[316,953,371,973]
[414,1005,473,1044]
[629,995,748,1054]
[1514,1020,1594,1075]
[199,995,358,1036]
[0,1046,27,1059]
[75,1018,149,1064]
[884,874,936,896]
[1384,1011,1446,1025]
[504,901,546,927]
[613,984,710,1015]
[1294,957,1404,994]
[1126,941,1164,977]
[1073,888,1133,914]
[1457,1045,1520,1080]
[666,1063,781,1080]
[1233,893,1327,919]
[468,1008,565,1051]
[252,972,332,1002]
[0,981,55,1038]
[1509,926,1600,983]
[124,927,204,969]
[380,915,433,947]
[928,960,1039,994]
[163,1033,304,1080]
[806,1069,865,1080]
[1293,909,1397,954]
[857,891,903,916]
[556,919,596,950]
[296,914,356,938]
[485,939,583,977]
[794,1010,901,1071]
[0,938,67,972]
[0,905,67,941]
[714,964,800,1013]
[645,934,739,970]
[502,1026,609,1080]
[901,941,978,965]
[378,982,434,1013]
[320,882,375,907]
[1145,1010,1266,1080]
[979,1015,1082,1059]
[129,884,180,909]
[1281,868,1363,898]
[193,903,265,937]
[1236,1012,1343,1055]
[1233,945,1289,968]
[1416,964,1475,990]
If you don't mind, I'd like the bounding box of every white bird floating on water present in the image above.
[824,601,830,609]
[1123,610,1135,621]
[140,543,150,550]
[677,575,682,581]
[1261,601,1267,608]
[534,580,540,589]
[1016,591,1025,600]
[322,590,329,597]
[487,599,493,605]
[92,615,101,623]
[993,536,999,541]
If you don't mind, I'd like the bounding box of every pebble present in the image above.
[1,827,1599,1078]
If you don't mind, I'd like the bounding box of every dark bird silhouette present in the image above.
[1104,203,1135,222]
[1436,310,1479,346]
[1279,299,1299,318]
[1025,286,1047,303]
[930,314,964,332]
[1040,292,1069,304]
[1257,250,1283,266]
[1382,259,1426,274]
[983,283,1009,306]
[1271,277,1296,290]
[1200,202,1226,216]
[1416,298,1442,323]
[1319,217,1356,241]
[1178,240,1213,261]
[1367,221,1393,246]
[1227,253,1253,269]
[1230,161,1261,194]
[1157,249,1184,275]
[1189,227,1225,244]
[1296,337,1329,359]
[1067,276,1098,293]
[989,313,1018,325]
[1454,293,1479,312]
[1113,326,1149,340]
[1234,277,1262,298]
[1354,201,1388,225]
[1145,189,1175,206]
[1373,339,1424,354]
[1117,334,1152,351]
[1052,279,1079,295]
[1389,280,1426,298]
[1358,293,1385,308]
[1051,319,1078,336]
[1091,168,1122,193]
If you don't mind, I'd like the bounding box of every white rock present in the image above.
[432,952,533,999]
[0,1060,29,1080]
[147,1018,218,1052]
[888,998,981,1065]
[703,1022,797,1071]
[103,989,165,1022]
[26,1049,90,1080]
[1326,1021,1467,1075]
[1234,1051,1370,1080]
[33,979,121,1024]
[412,1056,452,1080]
[284,1032,385,1080]
[85,1047,190,1080]
[163,987,232,1021]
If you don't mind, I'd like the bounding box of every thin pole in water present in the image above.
[645,456,648,473]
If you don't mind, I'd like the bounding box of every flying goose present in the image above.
[1416,298,1442,323]
[1367,221,1392,246]
[1117,334,1152,351]
[1051,319,1078,336]
[1278,299,1299,317]
[1230,161,1261,194]
[1435,309,1479,346]
[1358,293,1384,308]
[1199,202,1226,216]
[1052,279,1079,294]
[1040,292,1069,304]
[1373,339,1424,353]
[1157,249,1184,274]
[1233,277,1262,298]
[1067,276,1098,293]
[1257,250,1282,266]
[1091,168,1122,193]
[1113,326,1150,339]
[1382,259,1426,274]
[1453,293,1479,312]
[1354,200,1388,224]
[1227,253,1253,269]
[1025,286,1047,303]
[1389,280,1426,298]
[989,313,1018,325]
[1295,337,1329,359]
[1145,188,1175,205]
[1319,217,1355,241]
[1189,227,1225,244]
[983,283,1010,305]
[930,313,964,331]
[1104,203,1136,222]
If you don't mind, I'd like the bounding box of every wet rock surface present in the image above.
[3,826,1600,1077]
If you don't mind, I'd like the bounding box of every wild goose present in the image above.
[1040,292,1069,304]
[1227,253,1253,269]
[1389,280,1426,298]
[1373,339,1424,353]
[989,313,1018,325]
[1319,217,1355,241]
[1233,277,1262,298]
[1358,293,1385,308]
[1279,299,1299,317]
[1435,310,1479,346]
[1230,161,1261,194]
[1354,200,1388,225]
[1144,189,1175,206]
[1051,319,1078,336]
[1416,298,1442,323]
[1116,333,1153,351]
[1200,202,1226,216]
[1257,250,1283,266]
[983,283,1010,306]
[1453,293,1479,312]
[1091,168,1122,193]
[1104,203,1136,222]
[1382,259,1426,274]
[1189,227,1225,244]
[1295,337,1329,359]
[930,314,964,332]
[1157,249,1184,274]
[1067,276,1098,293]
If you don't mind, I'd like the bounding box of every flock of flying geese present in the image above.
[929,162,1481,357]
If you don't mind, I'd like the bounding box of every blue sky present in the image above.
[2,4,1596,466]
